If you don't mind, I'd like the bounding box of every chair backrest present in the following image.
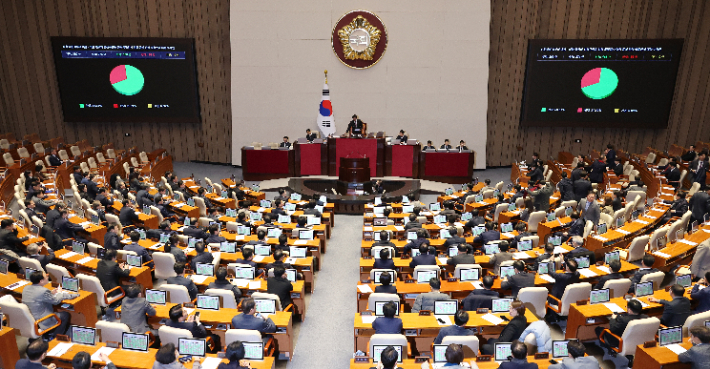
[603,279,632,299]
[369,334,408,360]
[689,182,701,197]
[130,157,140,167]
[150,206,164,223]
[482,189,495,199]
[683,310,710,336]
[413,265,440,280]
[560,200,576,209]
[17,147,29,158]
[87,242,102,257]
[70,146,81,157]
[158,325,193,346]
[116,250,137,261]
[194,197,206,216]
[494,203,509,223]
[3,153,14,165]
[553,206,566,219]
[225,329,262,345]
[18,257,43,272]
[251,292,283,311]
[107,149,116,159]
[558,282,592,316]
[495,181,504,191]
[453,264,482,279]
[367,293,400,311]
[640,271,665,290]
[46,264,71,284]
[519,235,539,249]
[515,197,525,208]
[87,157,97,169]
[679,170,688,186]
[618,317,660,356]
[204,288,238,309]
[58,149,69,161]
[106,213,121,227]
[139,152,149,162]
[657,158,668,167]
[96,321,130,342]
[680,211,692,233]
[667,220,684,243]
[583,220,594,238]
[160,284,192,304]
[198,217,212,228]
[0,295,41,338]
[96,152,106,163]
[153,252,178,281]
[527,211,546,233]
[518,287,548,319]
[645,152,656,164]
[78,274,109,307]
[441,335,480,357]
[648,226,669,252]
[33,142,44,154]
[625,235,650,262]
[611,209,626,228]
[599,213,612,227]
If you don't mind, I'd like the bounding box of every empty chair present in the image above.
[116,250,137,262]
[158,325,193,346]
[560,200,577,210]
[618,235,649,262]
[3,153,14,166]
[78,274,125,309]
[105,213,121,227]
[495,181,504,192]
[33,142,45,154]
[367,293,400,311]
[517,287,548,319]
[582,220,594,238]
[87,157,98,171]
[46,264,72,285]
[194,197,207,216]
[648,226,669,251]
[667,219,685,243]
[599,317,660,359]
[526,211,546,233]
[369,334,409,360]
[139,151,149,163]
[17,147,30,158]
[106,148,116,159]
[204,288,238,309]
[153,252,178,281]
[204,178,214,187]
[493,203,509,223]
[70,146,81,157]
[150,206,164,223]
[130,157,140,168]
[546,282,592,318]
[96,321,131,342]
[198,217,212,228]
[441,335,479,357]
[603,279,632,299]
[482,189,495,199]
[87,242,103,257]
[96,152,107,164]
[599,213,612,227]
[0,295,62,340]
[640,271,665,290]
[58,149,69,161]
[611,209,626,228]
[160,284,192,304]
[554,206,566,219]
[689,182,701,197]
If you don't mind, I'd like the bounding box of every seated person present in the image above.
[395,130,408,144]
[499,340,539,369]
[441,344,466,368]
[372,301,403,334]
[166,305,221,352]
[402,229,431,255]
[124,231,153,267]
[409,244,436,268]
[374,272,397,294]
[648,284,692,327]
[434,310,473,344]
[679,326,710,369]
[447,243,476,266]
[501,260,535,299]
[207,267,242,302]
[190,242,214,271]
[462,275,499,310]
[206,223,227,243]
[457,140,469,152]
[548,340,601,369]
[474,222,500,245]
[423,140,436,150]
[274,234,290,253]
[547,259,580,304]
[231,297,277,334]
[120,283,157,336]
[412,278,449,313]
[279,136,291,148]
[564,235,595,264]
[690,272,710,313]
[373,248,396,270]
[440,139,453,150]
[379,346,400,369]
[16,340,57,369]
[265,249,292,271]
[595,299,646,354]
[267,266,293,309]
[163,234,187,263]
[509,222,532,250]
[489,240,513,275]
[235,247,258,268]
[305,128,317,142]
[533,243,556,271]
[594,260,623,290]
[481,301,528,355]
[166,262,199,300]
[217,341,252,369]
[628,254,659,293]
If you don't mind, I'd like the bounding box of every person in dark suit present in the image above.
[395,130,408,144]
[660,191,689,223]
[190,242,214,272]
[119,200,139,227]
[530,152,543,168]
[570,163,584,183]
[474,222,501,245]
[53,210,85,240]
[589,156,607,183]
[267,266,293,309]
[440,139,452,150]
[509,223,532,250]
[501,261,535,299]
[15,340,58,369]
[681,145,698,162]
[457,140,469,152]
[422,140,436,150]
[278,136,291,148]
[579,192,600,227]
[374,272,397,294]
[409,244,436,268]
[46,148,62,166]
[271,199,287,216]
[572,171,592,202]
[207,267,242,302]
[605,144,616,165]
[689,187,710,226]
[234,247,257,268]
[265,249,292,271]
[447,244,476,266]
[629,255,660,293]
[527,165,544,184]
[679,326,710,369]
[561,211,585,239]
[372,301,403,334]
[45,203,64,230]
[305,129,317,142]
[434,310,473,344]
[95,188,113,208]
[404,213,422,230]
[648,284,692,327]
[462,276,500,310]
[691,152,709,185]
[691,272,710,313]
[96,249,131,292]
[565,236,596,264]
[373,248,396,270]
[594,260,624,290]
[530,181,554,212]
[25,242,54,271]
[231,297,278,334]
[499,340,539,369]
[611,191,623,212]
[167,262,199,299]
[595,299,646,353]
[547,259,580,304]
[205,223,226,244]
[481,301,529,355]
[666,162,683,188]
[166,304,220,353]
[533,243,555,271]
[442,226,468,250]
[549,340,602,369]
[0,219,29,262]
[124,231,153,266]
[183,218,209,240]
[164,234,187,263]
[558,172,575,201]
[72,166,83,186]
[346,114,364,136]
[609,158,624,176]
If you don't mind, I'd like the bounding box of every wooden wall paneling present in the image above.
[689,3,710,145]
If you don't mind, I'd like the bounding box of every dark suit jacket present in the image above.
[558,178,575,201]
[119,206,139,226]
[474,230,501,245]
[462,289,499,310]
[53,218,84,240]
[606,150,616,164]
[548,265,580,299]
[206,279,242,301]
[668,199,689,218]
[305,133,318,142]
[125,243,153,264]
[443,236,468,249]
[404,221,422,230]
[29,251,55,271]
[690,192,710,221]
[374,285,397,294]
[166,275,199,299]
[501,271,535,298]
[566,247,596,264]
[48,154,62,166]
[567,219,585,238]
[266,277,293,308]
[608,313,648,337]
[658,297,691,327]
[183,226,209,240]
[691,283,710,313]
[372,317,403,334]
[499,359,539,369]
[96,259,131,292]
[279,142,291,148]
[46,209,61,229]
[409,254,436,268]
[594,272,624,290]
[629,268,660,292]
[190,251,214,271]
[447,253,477,266]
[681,150,698,162]
[498,315,528,342]
[166,320,208,338]
[589,160,607,183]
[678,342,710,369]
[580,199,600,226]
[434,324,472,344]
[373,258,396,270]
[528,167,544,184]
[666,167,681,183]
[573,179,593,202]
[691,159,709,184]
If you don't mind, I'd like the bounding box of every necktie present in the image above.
[585,202,590,211]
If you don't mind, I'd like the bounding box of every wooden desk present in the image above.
[585,206,669,258]
[168,201,200,219]
[350,357,562,369]
[241,147,295,181]
[44,340,276,369]
[67,213,107,246]
[220,178,266,203]
[111,201,159,230]
[53,249,153,290]
[0,327,21,369]
[649,225,710,272]
[634,341,692,369]
[537,216,571,244]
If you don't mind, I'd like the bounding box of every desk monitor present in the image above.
[550,236,562,246]
[220,242,236,253]
[249,212,262,222]
[677,274,692,288]
[433,344,448,363]
[574,256,590,269]
[475,195,484,203]
[138,229,147,240]
[31,224,40,236]
[315,205,324,214]
[373,206,385,216]
[159,233,170,244]
[299,230,314,240]
[459,268,479,282]
[433,300,458,316]
[307,217,321,226]
[178,337,207,357]
[284,203,296,211]
[373,232,381,241]
[145,289,167,305]
[195,262,215,276]
[402,205,414,213]
[430,203,442,212]
[196,294,220,310]
[433,215,446,224]
[372,345,403,363]
[552,340,572,358]
[547,212,556,222]
[616,216,625,228]
[484,243,500,255]
[251,184,260,192]
[126,254,142,268]
[373,270,396,284]
[461,212,473,221]
[500,266,516,279]
[122,332,149,352]
[289,246,307,259]
[319,195,327,204]
[518,239,533,251]
[25,267,39,280]
[411,248,421,258]
[374,301,400,316]
[492,298,513,313]
[232,266,255,280]
[221,190,228,198]
[605,251,620,265]
[254,245,271,257]
[187,237,198,248]
[254,298,276,315]
[62,276,79,292]
[290,193,302,201]
[416,270,438,283]
[705,320,710,328]
[374,197,382,206]
[691,220,699,233]
[267,228,282,239]
[537,263,549,275]
[277,215,291,224]
[0,260,8,275]
[472,226,485,236]
[97,247,106,260]
[657,236,667,249]
[90,214,100,226]
[237,226,251,236]
[242,342,264,361]
[508,203,516,212]
[501,223,514,233]
[285,268,297,282]
[71,325,96,345]
[635,281,654,297]
[494,342,512,362]
[440,229,452,239]
[590,289,610,304]
[565,207,573,217]
[186,198,195,207]
[445,188,454,196]
[597,223,608,235]
[407,232,417,240]
[448,247,458,257]
[259,200,271,208]
[72,241,85,255]
[658,326,683,347]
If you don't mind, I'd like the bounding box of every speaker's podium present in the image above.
[338,157,370,195]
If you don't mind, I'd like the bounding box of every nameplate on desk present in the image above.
[414,357,428,363]
[643,341,657,348]
[354,357,370,364]
[106,341,120,348]
[418,310,431,316]
[534,353,549,359]
[405,329,418,337]
[476,308,489,314]
[447,277,457,282]
[405,279,415,284]
[476,356,492,362]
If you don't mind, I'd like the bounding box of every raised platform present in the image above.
[287,177,421,214]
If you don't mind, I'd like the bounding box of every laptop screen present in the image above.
[373,207,385,216]
[232,266,255,280]
[299,230,314,240]
[373,270,395,284]
[605,251,620,265]
[178,338,206,357]
[597,223,608,235]
[433,300,458,315]
[278,215,291,223]
[285,268,297,282]
[260,200,271,208]
[459,268,479,281]
[484,243,500,255]
[372,345,403,363]
[122,332,149,352]
[501,223,513,233]
[25,267,39,280]
[242,342,264,361]
[472,226,485,236]
[433,215,446,224]
[547,212,556,222]
[492,298,513,313]
[552,340,571,358]
[374,301,400,316]
[196,294,220,310]
[461,212,473,221]
[289,246,307,258]
[307,217,321,225]
[616,216,625,228]
[187,237,198,248]
[550,236,562,246]
[677,274,692,288]
[416,270,438,283]
[402,205,414,213]
[494,342,512,362]
[71,325,96,345]
[440,229,452,239]
[500,266,516,279]
[518,239,532,251]
[537,263,549,274]
[195,263,215,276]
[249,212,262,222]
[565,207,573,217]
[590,289,610,304]
[284,203,296,211]
[445,188,454,196]
[254,245,271,256]
[430,203,442,212]
[635,281,654,297]
[267,228,282,238]
[254,298,276,314]
[220,242,236,253]
[574,256,590,269]
[145,289,167,305]
[72,241,85,255]
[407,232,417,240]
[62,276,79,292]
[508,203,516,212]
[658,326,683,346]
[0,260,8,274]
[126,254,142,268]
[448,247,458,257]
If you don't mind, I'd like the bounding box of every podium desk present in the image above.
[242,147,295,181]
[634,342,692,369]
[0,327,20,369]
[386,144,421,178]
[295,141,327,176]
[327,137,385,177]
[420,151,474,184]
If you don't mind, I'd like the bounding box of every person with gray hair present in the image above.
[26,242,54,271]
[565,235,596,264]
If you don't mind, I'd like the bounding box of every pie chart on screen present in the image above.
[110,65,144,96]
[581,67,618,99]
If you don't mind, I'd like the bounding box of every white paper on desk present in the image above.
[184,308,195,315]
[47,342,74,357]
[539,274,556,283]
[394,226,404,231]
[189,186,199,189]
[256,207,265,213]
[602,303,625,314]
[285,258,296,264]
[76,257,94,265]
[502,232,515,238]
[294,240,308,245]
[298,201,307,205]
[665,344,688,355]
[232,279,249,288]
[7,280,30,290]
[579,269,598,278]
[634,219,650,225]
[190,275,208,284]
[550,197,559,201]
[482,313,505,325]
[511,210,521,214]
[450,195,458,199]
[150,243,164,250]
[357,285,373,293]
[60,251,78,259]
[214,197,225,201]
[679,239,698,246]
[365,213,374,217]
[438,223,446,228]
[593,235,608,242]
[477,201,488,205]
[422,212,432,216]
[173,203,186,208]
[234,235,245,241]
[455,222,465,227]
[252,255,265,262]
[177,226,187,232]
[434,315,452,326]
[91,347,116,362]
[654,251,671,258]
[513,252,531,260]
[200,358,222,369]
[286,210,296,216]
[471,281,484,289]
[703,229,710,233]
[553,246,570,254]
[596,266,611,274]
[361,316,377,324]
[248,281,262,290]
[364,227,373,231]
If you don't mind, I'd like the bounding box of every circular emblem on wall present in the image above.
[331,10,388,69]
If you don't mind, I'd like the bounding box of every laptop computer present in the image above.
[430,203,442,212]
[494,342,512,362]
[492,298,513,313]
[231,266,255,280]
[484,243,500,255]
[290,193,302,201]
[433,300,458,316]
[402,205,414,213]
[0,260,8,275]
[285,268,297,282]
[373,217,387,227]
[552,340,573,358]
[440,229,452,239]
[432,344,449,365]
[126,254,142,268]
[195,262,215,276]
[508,203,516,212]
[237,226,251,236]
[72,241,85,255]
[260,200,271,208]
[635,281,654,297]
[24,267,39,280]
[416,270,438,283]
[407,231,417,240]
[459,268,479,282]
[122,332,150,352]
[472,226,485,236]
[500,265,515,279]
[677,274,692,288]
[299,230,314,240]
[254,245,271,257]
[597,223,608,235]
[249,212,262,222]
[537,263,549,275]
[658,326,683,347]
[517,239,533,251]
[547,213,556,222]
[145,289,167,305]
[70,325,96,345]
[374,270,395,284]
[254,299,276,315]
[178,337,207,357]
[220,242,236,253]
[267,228,282,238]
[549,236,562,246]
[307,217,321,225]
[374,301,400,316]
[500,223,513,233]
[284,203,296,211]
[433,215,447,224]
[461,212,473,221]
[289,246,307,258]
[242,342,264,361]
[589,289,610,304]
[574,256,590,269]
[278,215,291,223]
[196,294,220,310]
[447,247,458,257]
[565,207,573,217]
[62,276,79,292]
[374,197,383,206]
[372,345,403,363]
